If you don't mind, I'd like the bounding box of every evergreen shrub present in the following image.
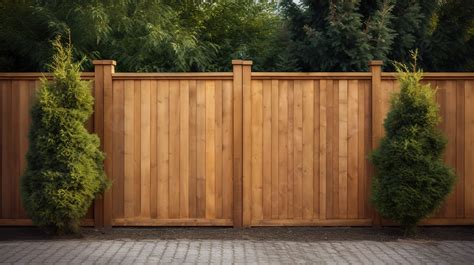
[370,52,456,235]
[21,37,109,234]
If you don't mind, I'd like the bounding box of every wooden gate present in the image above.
[93,61,243,227]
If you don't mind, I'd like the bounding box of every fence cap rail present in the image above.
[112,72,234,80]
[382,72,474,80]
[252,72,372,80]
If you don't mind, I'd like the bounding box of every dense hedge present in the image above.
[21,37,109,234]
[370,54,456,235]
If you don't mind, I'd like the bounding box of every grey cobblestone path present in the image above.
[0,239,473,264]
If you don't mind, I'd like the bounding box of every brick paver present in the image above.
[1,239,473,264]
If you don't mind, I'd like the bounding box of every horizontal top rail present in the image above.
[382,72,474,80]
[252,72,372,79]
[0,72,95,80]
[113,72,233,80]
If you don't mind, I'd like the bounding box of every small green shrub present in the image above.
[21,36,109,234]
[370,52,456,235]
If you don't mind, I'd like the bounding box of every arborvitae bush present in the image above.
[21,37,109,234]
[370,52,456,235]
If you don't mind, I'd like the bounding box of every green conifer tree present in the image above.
[370,52,456,235]
[281,0,395,71]
[21,36,109,235]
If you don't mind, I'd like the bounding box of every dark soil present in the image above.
[1,226,473,242]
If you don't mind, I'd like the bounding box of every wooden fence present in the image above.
[1,60,473,228]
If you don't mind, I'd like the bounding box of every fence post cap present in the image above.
[92,60,117,66]
[368,60,383,67]
[232,60,253,65]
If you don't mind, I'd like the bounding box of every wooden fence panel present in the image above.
[246,76,373,226]
[1,64,474,227]
[109,77,234,226]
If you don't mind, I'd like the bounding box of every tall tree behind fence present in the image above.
[1,61,473,228]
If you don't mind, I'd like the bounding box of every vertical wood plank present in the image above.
[326,80,334,219]
[293,80,303,219]
[196,80,206,218]
[113,81,125,219]
[169,80,180,218]
[338,80,348,219]
[271,79,279,219]
[16,81,27,218]
[456,80,465,218]
[150,80,157,218]
[364,80,373,218]
[278,80,288,219]
[251,80,263,222]
[133,80,141,217]
[444,81,457,218]
[180,80,190,218]
[465,80,474,217]
[302,80,314,220]
[347,80,359,219]
[157,80,170,219]
[124,80,135,218]
[189,80,198,218]
[215,80,223,219]
[222,80,234,219]
[319,80,327,220]
[1,81,13,218]
[205,80,216,219]
[287,81,294,219]
[11,81,20,218]
[332,80,340,219]
[313,80,320,219]
[140,80,151,218]
[262,80,273,220]
[358,81,367,218]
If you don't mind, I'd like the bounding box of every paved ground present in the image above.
[1,239,474,264]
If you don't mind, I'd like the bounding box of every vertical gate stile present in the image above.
[93,60,116,229]
[369,60,383,227]
[232,60,253,228]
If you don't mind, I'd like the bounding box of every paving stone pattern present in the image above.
[0,239,473,264]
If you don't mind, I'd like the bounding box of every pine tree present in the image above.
[424,0,474,71]
[370,52,456,235]
[21,36,109,235]
[281,0,395,71]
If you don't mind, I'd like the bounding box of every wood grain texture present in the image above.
[347,80,358,219]
[2,70,474,227]
[180,80,190,218]
[262,80,272,220]
[302,80,314,220]
[169,80,180,218]
[271,80,279,219]
[293,80,303,219]
[205,80,216,219]
[278,80,288,219]
[251,80,263,221]
[157,80,170,219]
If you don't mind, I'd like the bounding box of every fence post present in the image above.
[369,60,383,227]
[232,60,252,228]
[93,60,116,229]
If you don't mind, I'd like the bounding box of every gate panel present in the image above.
[109,77,234,226]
